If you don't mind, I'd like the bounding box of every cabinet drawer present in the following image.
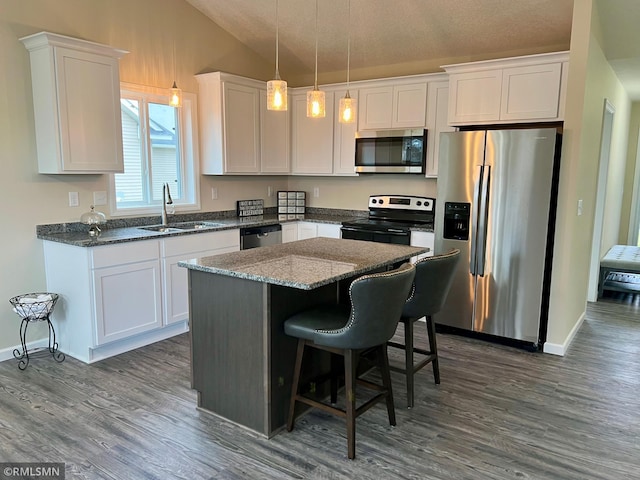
[92,240,160,269]
[162,229,240,257]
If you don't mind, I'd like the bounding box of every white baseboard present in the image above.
[0,338,50,363]
[543,311,586,356]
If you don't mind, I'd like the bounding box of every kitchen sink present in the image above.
[138,221,225,233]
[169,221,224,230]
[139,225,183,233]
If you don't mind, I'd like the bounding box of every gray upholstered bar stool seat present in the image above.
[388,249,460,408]
[284,262,416,460]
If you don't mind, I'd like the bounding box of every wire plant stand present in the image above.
[9,293,65,370]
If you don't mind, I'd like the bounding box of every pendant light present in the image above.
[169,39,182,108]
[307,0,325,118]
[267,0,287,111]
[339,0,356,123]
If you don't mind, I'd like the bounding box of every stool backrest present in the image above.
[317,262,415,350]
[402,249,461,319]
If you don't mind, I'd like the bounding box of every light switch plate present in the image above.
[68,191,79,207]
[93,191,107,206]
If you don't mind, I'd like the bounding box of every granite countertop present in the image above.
[178,237,427,290]
[36,210,365,247]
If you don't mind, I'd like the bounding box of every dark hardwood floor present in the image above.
[1,300,639,479]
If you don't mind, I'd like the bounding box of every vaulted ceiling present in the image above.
[184,0,640,98]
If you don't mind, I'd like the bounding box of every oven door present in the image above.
[341,226,411,245]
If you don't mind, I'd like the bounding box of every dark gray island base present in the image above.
[179,237,428,437]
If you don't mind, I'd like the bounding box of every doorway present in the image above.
[588,99,615,302]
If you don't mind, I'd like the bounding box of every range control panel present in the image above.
[368,195,435,212]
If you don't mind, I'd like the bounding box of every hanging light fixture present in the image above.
[307,0,325,118]
[169,40,182,108]
[267,0,287,111]
[339,0,356,123]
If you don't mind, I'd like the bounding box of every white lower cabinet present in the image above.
[282,222,298,243]
[161,229,239,325]
[93,258,163,345]
[410,231,435,261]
[42,229,240,363]
[297,222,341,240]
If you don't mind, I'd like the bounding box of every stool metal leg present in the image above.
[426,316,440,384]
[12,318,30,370]
[378,345,396,426]
[287,339,306,432]
[344,349,357,460]
[404,320,415,408]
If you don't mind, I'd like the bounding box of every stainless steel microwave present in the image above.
[354,129,427,174]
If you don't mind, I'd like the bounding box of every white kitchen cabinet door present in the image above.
[392,83,428,128]
[425,81,455,177]
[358,86,393,130]
[410,231,435,261]
[162,229,240,325]
[223,82,261,173]
[291,93,335,174]
[447,70,503,125]
[500,63,562,121]
[260,90,290,174]
[316,223,341,239]
[21,32,126,174]
[297,222,318,240]
[358,83,427,130]
[93,259,163,345]
[332,88,358,176]
[282,222,298,243]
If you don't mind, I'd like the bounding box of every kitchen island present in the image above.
[179,237,427,437]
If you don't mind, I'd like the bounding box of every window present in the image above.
[109,83,199,216]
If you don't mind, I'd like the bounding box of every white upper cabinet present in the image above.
[197,72,290,175]
[332,88,358,176]
[260,90,290,174]
[500,63,562,121]
[291,91,335,175]
[21,32,127,174]
[358,82,427,130]
[424,79,455,177]
[443,52,569,126]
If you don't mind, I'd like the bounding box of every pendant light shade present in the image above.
[339,92,356,123]
[307,0,325,118]
[267,0,287,111]
[169,40,182,108]
[338,0,356,123]
[169,81,182,108]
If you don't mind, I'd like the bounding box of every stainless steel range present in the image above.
[341,195,435,245]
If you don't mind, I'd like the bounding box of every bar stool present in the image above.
[388,249,460,408]
[284,262,416,459]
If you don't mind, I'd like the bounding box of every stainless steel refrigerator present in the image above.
[434,128,561,347]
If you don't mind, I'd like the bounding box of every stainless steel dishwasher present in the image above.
[240,224,282,250]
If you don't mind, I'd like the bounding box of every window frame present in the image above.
[108,82,200,217]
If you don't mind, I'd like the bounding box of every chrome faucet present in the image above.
[162,183,173,225]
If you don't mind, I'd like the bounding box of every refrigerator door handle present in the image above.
[476,166,491,276]
[470,165,484,275]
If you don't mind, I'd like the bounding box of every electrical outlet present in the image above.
[577,199,583,216]
[267,186,273,197]
[313,187,320,198]
[68,191,79,207]
[211,187,218,200]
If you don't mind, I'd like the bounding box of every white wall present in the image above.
[545,0,631,353]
